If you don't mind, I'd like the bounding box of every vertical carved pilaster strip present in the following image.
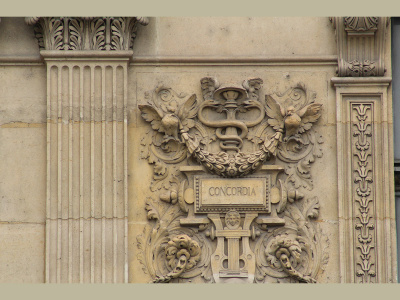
[25,16,147,283]
[45,65,51,284]
[101,66,106,283]
[332,77,397,283]
[121,66,128,283]
[56,66,62,283]
[352,103,377,283]
[112,66,117,282]
[79,67,84,283]
[68,66,73,283]
[44,53,130,283]
[90,66,95,283]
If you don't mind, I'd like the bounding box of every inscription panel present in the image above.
[195,176,270,213]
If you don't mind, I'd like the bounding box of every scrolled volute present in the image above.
[266,235,316,283]
[153,234,201,283]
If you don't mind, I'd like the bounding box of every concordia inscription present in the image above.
[195,176,270,213]
[208,186,257,197]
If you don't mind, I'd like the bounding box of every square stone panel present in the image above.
[0,223,45,283]
[0,127,46,223]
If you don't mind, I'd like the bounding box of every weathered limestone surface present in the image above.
[0,17,397,283]
[133,17,337,57]
[0,18,46,283]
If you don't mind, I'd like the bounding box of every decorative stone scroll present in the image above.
[25,17,149,50]
[137,78,329,283]
[332,77,397,283]
[330,17,389,77]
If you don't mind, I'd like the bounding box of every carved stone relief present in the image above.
[352,103,376,283]
[330,17,389,77]
[25,17,149,50]
[136,77,328,283]
[332,77,397,283]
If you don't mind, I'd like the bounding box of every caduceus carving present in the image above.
[197,84,265,152]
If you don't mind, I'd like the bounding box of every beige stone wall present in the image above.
[0,17,396,283]
[0,17,45,282]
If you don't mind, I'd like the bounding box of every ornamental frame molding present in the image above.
[330,17,389,77]
[332,77,397,283]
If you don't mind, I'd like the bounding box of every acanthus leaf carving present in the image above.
[25,17,149,51]
[303,196,320,219]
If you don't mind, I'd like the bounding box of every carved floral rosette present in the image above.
[136,78,329,283]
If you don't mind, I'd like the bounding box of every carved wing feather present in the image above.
[138,104,166,132]
[178,94,197,120]
[265,95,285,131]
[297,103,322,133]
[178,94,198,131]
[297,103,322,118]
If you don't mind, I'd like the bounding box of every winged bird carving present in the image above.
[139,94,198,142]
[265,95,322,142]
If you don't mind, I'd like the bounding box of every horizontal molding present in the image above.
[41,50,134,60]
[0,55,43,63]
[46,217,128,221]
[0,54,338,66]
[331,76,392,86]
[131,55,338,66]
[0,122,45,128]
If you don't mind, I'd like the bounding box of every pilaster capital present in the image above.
[25,17,149,51]
[330,17,390,77]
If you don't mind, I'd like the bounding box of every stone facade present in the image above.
[0,17,397,283]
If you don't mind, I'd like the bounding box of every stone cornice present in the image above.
[330,17,389,77]
[25,17,149,51]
